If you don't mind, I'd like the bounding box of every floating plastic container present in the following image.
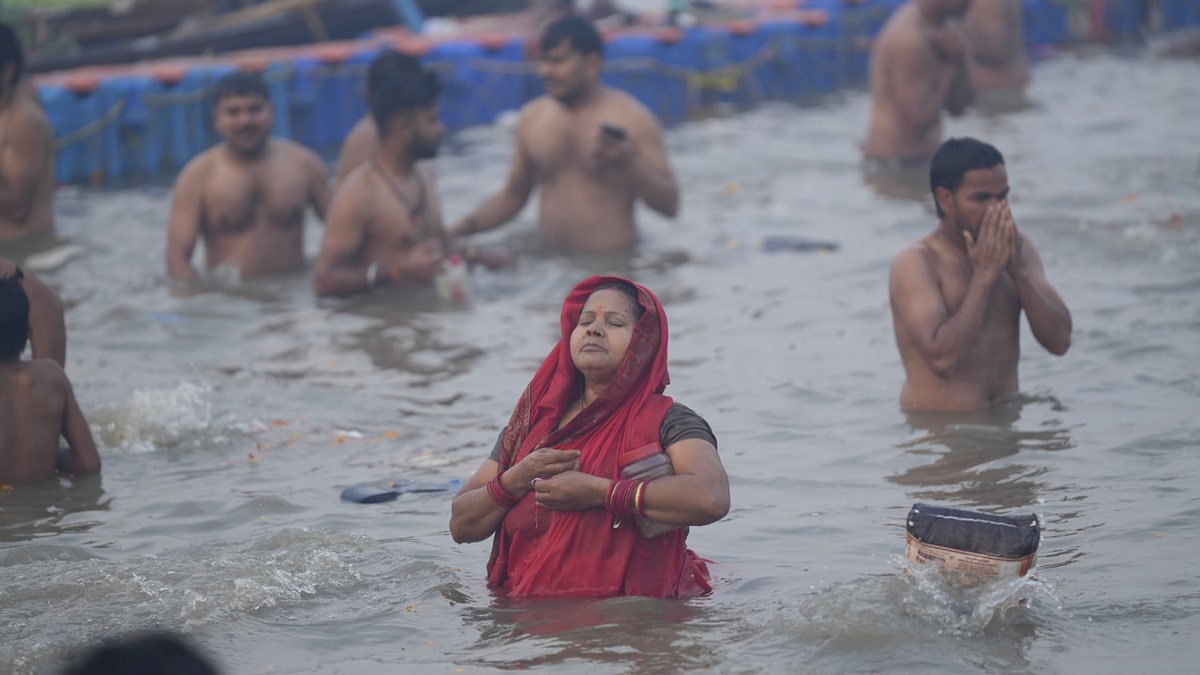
[434,255,470,303]
[618,440,679,539]
[905,503,1040,585]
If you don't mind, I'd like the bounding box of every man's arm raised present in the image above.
[1006,217,1072,355]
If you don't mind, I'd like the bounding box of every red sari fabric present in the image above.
[486,275,712,599]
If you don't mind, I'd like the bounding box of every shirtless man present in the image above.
[448,15,679,253]
[0,23,56,244]
[314,54,448,297]
[0,256,65,365]
[166,71,331,281]
[864,0,974,164]
[888,137,1071,412]
[964,0,1031,113]
[0,274,99,484]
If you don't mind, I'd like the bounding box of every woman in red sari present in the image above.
[450,275,730,598]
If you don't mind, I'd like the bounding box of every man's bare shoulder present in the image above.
[174,148,218,186]
[517,96,558,128]
[876,7,927,55]
[601,86,662,126]
[336,159,376,193]
[273,137,326,166]
[3,98,53,137]
[890,238,939,276]
[328,161,378,212]
[0,357,66,387]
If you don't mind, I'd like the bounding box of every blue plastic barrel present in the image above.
[1023,0,1069,48]
[428,37,533,132]
[42,79,124,185]
[603,31,689,126]
[261,61,294,142]
[297,48,375,159]
[131,66,218,177]
[802,0,872,87]
[1104,0,1149,41]
[727,18,836,105]
[681,27,737,109]
[1159,0,1200,30]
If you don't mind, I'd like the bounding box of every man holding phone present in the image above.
[449,15,680,253]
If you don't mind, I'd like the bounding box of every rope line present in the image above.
[55,98,125,150]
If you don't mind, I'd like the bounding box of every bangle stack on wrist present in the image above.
[606,479,647,517]
[486,470,520,509]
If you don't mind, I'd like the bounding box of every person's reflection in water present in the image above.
[888,395,1072,509]
[0,474,109,542]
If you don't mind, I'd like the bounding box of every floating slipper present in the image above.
[340,478,462,504]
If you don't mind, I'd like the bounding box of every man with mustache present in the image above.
[166,71,331,281]
[449,15,679,254]
[314,54,449,296]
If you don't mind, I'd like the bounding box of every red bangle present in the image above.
[486,471,519,509]
[634,481,647,517]
[606,479,640,517]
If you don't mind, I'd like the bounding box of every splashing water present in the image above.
[91,381,216,453]
[893,554,1060,635]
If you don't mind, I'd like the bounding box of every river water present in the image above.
[2,49,1198,674]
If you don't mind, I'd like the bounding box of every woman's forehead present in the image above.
[583,288,637,313]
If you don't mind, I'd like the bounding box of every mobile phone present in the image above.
[601,124,627,141]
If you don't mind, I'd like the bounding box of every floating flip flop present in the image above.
[340,478,462,504]
[759,236,840,253]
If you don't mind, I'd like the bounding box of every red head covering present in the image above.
[486,275,711,599]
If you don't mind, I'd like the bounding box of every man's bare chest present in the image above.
[202,175,306,233]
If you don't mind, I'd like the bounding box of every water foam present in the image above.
[92,381,216,453]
